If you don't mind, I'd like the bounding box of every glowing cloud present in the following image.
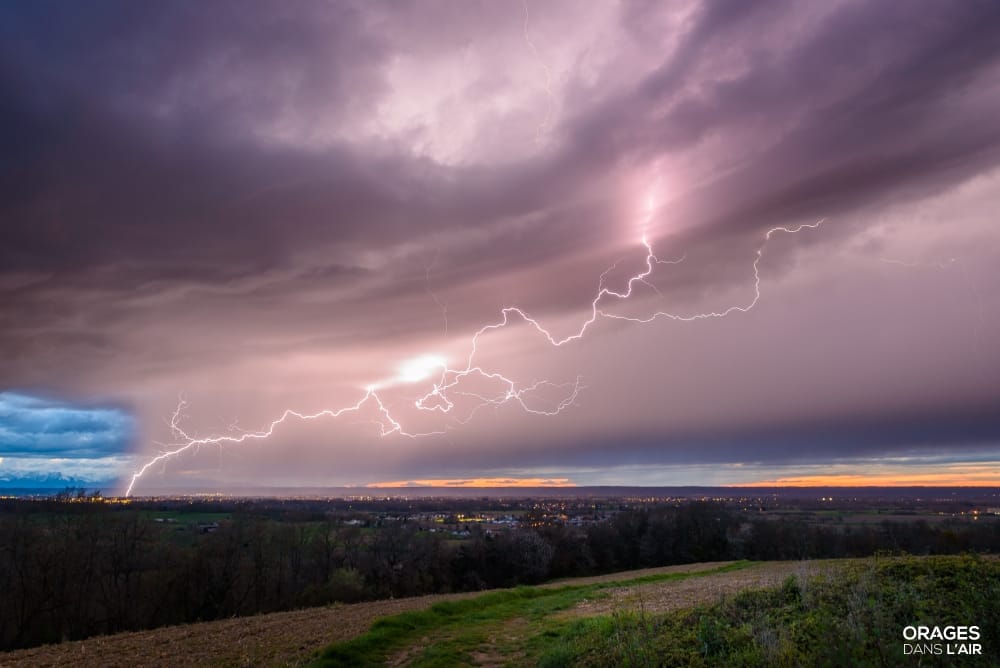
[125,216,822,496]
[396,354,448,385]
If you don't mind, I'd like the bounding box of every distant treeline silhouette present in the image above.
[0,498,997,650]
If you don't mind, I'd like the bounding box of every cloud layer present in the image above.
[1,1,999,491]
[0,392,134,485]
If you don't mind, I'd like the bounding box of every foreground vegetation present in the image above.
[313,562,754,667]
[539,554,999,667]
[1,555,992,666]
[315,555,995,667]
[2,493,998,651]
[0,561,771,667]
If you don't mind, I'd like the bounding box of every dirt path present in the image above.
[0,560,821,667]
[564,559,843,618]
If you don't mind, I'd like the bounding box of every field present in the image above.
[312,555,998,667]
[3,554,996,666]
[3,492,999,666]
[2,560,816,666]
[530,554,999,667]
[0,557,1000,668]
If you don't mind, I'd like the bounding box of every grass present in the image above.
[311,562,753,667]
[313,555,998,667]
[537,554,999,667]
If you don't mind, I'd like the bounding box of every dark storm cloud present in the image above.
[0,4,994,250]
[4,0,997,295]
[598,405,1000,467]
[1,0,998,486]
[1,0,395,277]
[392,401,1000,477]
[569,0,1000,238]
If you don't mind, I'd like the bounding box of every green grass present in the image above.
[311,562,753,667]
[313,556,999,667]
[537,554,999,667]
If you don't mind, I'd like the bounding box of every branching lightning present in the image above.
[125,200,824,496]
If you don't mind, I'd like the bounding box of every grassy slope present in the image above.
[313,555,999,668]
[311,562,754,667]
[600,553,1000,668]
[6,556,988,667]
[0,561,744,667]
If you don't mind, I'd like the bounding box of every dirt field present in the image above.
[0,560,831,667]
[0,592,480,668]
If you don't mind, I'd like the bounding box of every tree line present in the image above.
[1,499,997,650]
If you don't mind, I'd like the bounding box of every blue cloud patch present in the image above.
[0,392,134,458]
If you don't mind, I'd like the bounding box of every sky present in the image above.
[1,0,999,494]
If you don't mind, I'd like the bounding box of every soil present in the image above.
[0,560,835,667]
[0,592,478,668]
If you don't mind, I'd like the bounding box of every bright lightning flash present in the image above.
[125,202,824,496]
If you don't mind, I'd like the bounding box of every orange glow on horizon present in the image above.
[366,477,575,488]
[740,471,1000,487]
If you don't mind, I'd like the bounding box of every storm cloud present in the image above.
[1,0,998,490]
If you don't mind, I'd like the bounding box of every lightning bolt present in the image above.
[125,207,824,496]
